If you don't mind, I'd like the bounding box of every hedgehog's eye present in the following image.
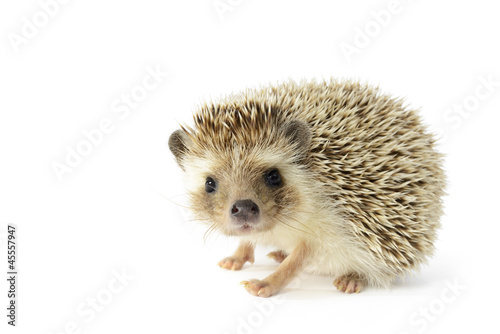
[205,177,217,193]
[265,169,282,187]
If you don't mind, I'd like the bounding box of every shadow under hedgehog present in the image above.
[168,79,446,297]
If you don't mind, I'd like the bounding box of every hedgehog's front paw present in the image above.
[240,279,277,297]
[333,274,364,293]
[218,256,250,270]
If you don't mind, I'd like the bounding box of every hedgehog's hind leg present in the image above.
[333,273,364,293]
[267,250,288,263]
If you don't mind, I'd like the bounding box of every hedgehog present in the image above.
[168,79,446,297]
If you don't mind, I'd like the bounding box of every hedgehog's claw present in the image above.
[334,275,364,293]
[241,279,276,297]
[218,257,247,270]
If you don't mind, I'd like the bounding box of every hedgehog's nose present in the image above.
[231,199,259,223]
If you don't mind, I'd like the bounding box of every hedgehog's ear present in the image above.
[168,129,191,169]
[281,120,311,163]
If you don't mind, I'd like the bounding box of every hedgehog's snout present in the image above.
[231,199,260,226]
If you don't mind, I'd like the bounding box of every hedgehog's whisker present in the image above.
[182,217,211,224]
[280,213,318,237]
[211,227,224,243]
[155,192,192,210]
[148,185,191,206]
[203,223,218,243]
[274,216,316,237]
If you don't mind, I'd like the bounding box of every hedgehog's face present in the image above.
[168,120,312,237]
[184,158,297,236]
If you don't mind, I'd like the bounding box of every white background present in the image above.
[1,0,499,333]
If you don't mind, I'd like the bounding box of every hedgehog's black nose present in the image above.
[231,199,259,223]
